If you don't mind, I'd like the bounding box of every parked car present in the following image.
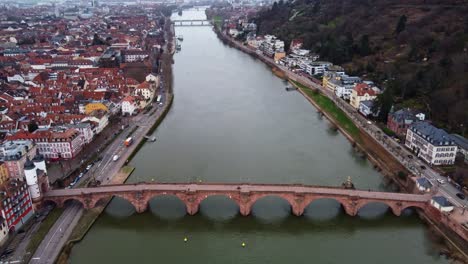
[456,193,465,200]
[437,179,446,184]
[420,165,426,170]
[407,155,413,159]
[113,155,119,161]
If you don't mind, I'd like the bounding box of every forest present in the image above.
[254,0,468,133]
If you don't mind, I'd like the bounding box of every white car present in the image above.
[437,179,446,184]
[113,155,119,162]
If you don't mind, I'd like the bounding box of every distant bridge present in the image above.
[43,183,431,216]
[171,19,212,27]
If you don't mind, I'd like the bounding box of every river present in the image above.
[69,9,449,264]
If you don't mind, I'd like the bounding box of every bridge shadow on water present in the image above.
[99,195,424,234]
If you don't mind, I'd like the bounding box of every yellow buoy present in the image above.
[184,237,188,242]
[241,242,246,247]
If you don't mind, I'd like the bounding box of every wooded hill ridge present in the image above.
[254,0,468,133]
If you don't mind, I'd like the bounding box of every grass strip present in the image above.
[292,80,361,141]
[24,208,64,262]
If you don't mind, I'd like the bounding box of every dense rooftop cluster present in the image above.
[0,2,167,161]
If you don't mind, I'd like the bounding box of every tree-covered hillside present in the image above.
[255,0,468,133]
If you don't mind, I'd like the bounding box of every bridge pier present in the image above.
[135,203,147,213]
[342,202,358,216]
[292,204,305,216]
[239,204,251,216]
[186,202,199,215]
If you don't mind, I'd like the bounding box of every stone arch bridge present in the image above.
[43,183,431,216]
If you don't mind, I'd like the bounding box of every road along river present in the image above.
[69,9,451,264]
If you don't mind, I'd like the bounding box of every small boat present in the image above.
[177,35,184,41]
[285,86,297,91]
[144,135,157,142]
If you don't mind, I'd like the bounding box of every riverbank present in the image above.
[55,166,135,264]
[213,26,468,260]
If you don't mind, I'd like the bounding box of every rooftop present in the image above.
[410,122,455,146]
[431,196,453,207]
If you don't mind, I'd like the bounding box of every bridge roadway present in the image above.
[43,183,432,217]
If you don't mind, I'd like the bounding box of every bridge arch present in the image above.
[398,203,427,216]
[88,195,112,209]
[147,194,187,218]
[42,198,59,208]
[248,193,296,217]
[61,197,86,208]
[197,194,241,219]
[112,194,143,213]
[303,197,352,218]
[355,200,400,217]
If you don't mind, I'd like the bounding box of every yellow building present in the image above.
[85,102,108,115]
[274,51,286,62]
[322,73,331,89]
[0,162,9,186]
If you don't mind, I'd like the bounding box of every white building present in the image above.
[8,129,84,160]
[430,196,454,212]
[65,123,95,144]
[122,50,150,63]
[121,96,138,116]
[81,111,109,135]
[303,61,333,76]
[0,218,8,246]
[135,81,156,101]
[405,122,457,166]
[24,158,40,201]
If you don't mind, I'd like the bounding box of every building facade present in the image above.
[6,129,84,160]
[121,96,138,116]
[0,162,8,186]
[405,122,457,166]
[0,179,34,232]
[122,50,150,62]
[0,140,37,179]
[350,83,380,109]
[387,109,418,136]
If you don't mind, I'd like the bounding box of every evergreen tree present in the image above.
[395,15,407,35]
[359,34,370,56]
[372,81,397,122]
